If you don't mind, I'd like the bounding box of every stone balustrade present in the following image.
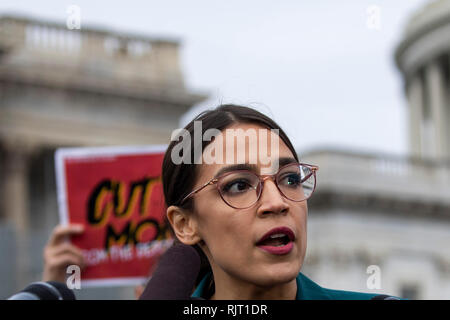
[301,149,450,206]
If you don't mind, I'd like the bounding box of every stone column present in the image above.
[447,55,450,161]
[406,74,424,159]
[1,142,34,289]
[425,60,448,161]
[2,147,31,234]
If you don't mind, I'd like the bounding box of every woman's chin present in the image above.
[255,262,300,287]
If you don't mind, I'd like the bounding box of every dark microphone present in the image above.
[8,281,76,300]
[139,243,201,300]
[371,294,401,300]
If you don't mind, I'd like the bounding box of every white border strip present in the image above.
[55,144,167,160]
[81,277,148,288]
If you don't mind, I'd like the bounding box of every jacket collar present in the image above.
[192,272,333,300]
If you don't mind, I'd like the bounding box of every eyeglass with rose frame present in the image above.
[179,162,319,209]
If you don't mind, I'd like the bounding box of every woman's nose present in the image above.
[256,178,289,216]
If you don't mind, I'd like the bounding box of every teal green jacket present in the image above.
[192,272,381,300]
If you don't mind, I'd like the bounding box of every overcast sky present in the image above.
[0,0,430,156]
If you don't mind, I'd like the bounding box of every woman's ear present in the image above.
[166,205,201,245]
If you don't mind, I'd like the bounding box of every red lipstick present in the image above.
[256,226,295,255]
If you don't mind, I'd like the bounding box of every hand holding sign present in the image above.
[42,224,86,282]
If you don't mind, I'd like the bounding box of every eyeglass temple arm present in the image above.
[180,178,218,205]
[303,164,319,171]
[300,165,318,183]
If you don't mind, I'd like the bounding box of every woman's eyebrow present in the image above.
[213,157,297,178]
[278,157,298,167]
[214,164,258,178]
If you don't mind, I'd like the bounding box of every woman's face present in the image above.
[191,122,307,289]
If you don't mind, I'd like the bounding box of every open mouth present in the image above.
[256,227,295,255]
[257,233,291,247]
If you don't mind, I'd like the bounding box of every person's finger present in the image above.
[45,243,86,268]
[48,253,84,271]
[46,242,84,260]
[47,224,84,247]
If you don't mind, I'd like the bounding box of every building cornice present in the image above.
[309,190,450,220]
[395,1,450,78]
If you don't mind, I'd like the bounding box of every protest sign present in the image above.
[55,145,173,287]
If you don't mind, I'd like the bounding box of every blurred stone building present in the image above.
[0,14,206,299]
[302,0,450,299]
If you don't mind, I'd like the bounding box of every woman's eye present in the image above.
[280,173,301,187]
[222,180,252,194]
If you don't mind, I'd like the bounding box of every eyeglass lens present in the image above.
[216,164,315,208]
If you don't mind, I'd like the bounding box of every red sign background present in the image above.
[59,148,171,285]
